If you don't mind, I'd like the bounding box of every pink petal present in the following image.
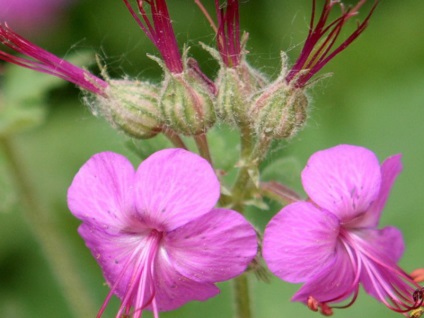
[151,252,220,311]
[164,208,257,283]
[302,145,381,222]
[134,148,220,231]
[263,202,339,283]
[356,154,403,228]
[356,227,415,309]
[67,152,136,231]
[292,242,356,304]
[78,224,154,301]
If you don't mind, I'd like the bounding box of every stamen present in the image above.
[341,229,420,313]
[307,296,333,316]
[97,230,162,318]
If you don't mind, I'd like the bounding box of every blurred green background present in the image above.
[1,0,423,317]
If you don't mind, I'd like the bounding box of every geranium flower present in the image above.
[263,144,422,315]
[67,148,257,317]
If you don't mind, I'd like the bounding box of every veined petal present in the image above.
[302,145,381,222]
[164,208,257,283]
[355,154,403,228]
[134,148,220,231]
[151,248,220,311]
[353,226,405,264]
[263,202,339,283]
[292,241,357,304]
[345,227,418,312]
[78,223,154,302]
[67,152,136,231]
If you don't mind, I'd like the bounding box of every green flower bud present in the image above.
[216,61,268,125]
[249,52,309,140]
[250,81,308,140]
[160,61,216,136]
[90,79,162,139]
[201,39,268,126]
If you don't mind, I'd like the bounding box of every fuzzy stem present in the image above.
[194,133,213,166]
[259,181,302,205]
[233,274,252,318]
[0,137,97,317]
[230,126,254,208]
[228,125,256,318]
[163,128,188,149]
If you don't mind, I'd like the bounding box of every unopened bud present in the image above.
[201,40,268,126]
[160,62,216,135]
[250,80,308,139]
[216,61,267,125]
[89,79,162,139]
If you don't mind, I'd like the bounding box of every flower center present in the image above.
[97,229,164,318]
[331,228,422,314]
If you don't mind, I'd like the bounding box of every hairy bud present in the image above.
[160,61,216,136]
[90,79,162,139]
[249,53,308,139]
[201,40,268,126]
[250,81,308,139]
[216,61,267,125]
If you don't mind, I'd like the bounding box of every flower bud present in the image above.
[216,61,267,125]
[249,81,308,139]
[160,62,216,136]
[89,79,162,139]
[200,39,268,127]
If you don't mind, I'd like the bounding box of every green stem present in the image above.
[233,274,252,318]
[231,126,254,207]
[193,133,213,166]
[229,131,273,318]
[0,137,97,317]
[259,181,302,205]
[163,127,188,149]
[228,126,256,318]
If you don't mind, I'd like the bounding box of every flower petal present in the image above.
[292,242,356,304]
[263,202,339,283]
[134,148,220,231]
[78,223,154,302]
[354,227,416,310]
[302,145,381,222]
[67,152,136,230]
[151,250,220,311]
[356,226,405,264]
[356,154,403,228]
[164,208,257,283]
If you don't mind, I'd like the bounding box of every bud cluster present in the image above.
[87,47,308,141]
[0,0,377,142]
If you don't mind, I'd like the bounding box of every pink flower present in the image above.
[67,149,257,317]
[285,0,378,88]
[263,145,422,315]
[0,24,107,95]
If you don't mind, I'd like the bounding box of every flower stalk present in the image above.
[233,274,252,318]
